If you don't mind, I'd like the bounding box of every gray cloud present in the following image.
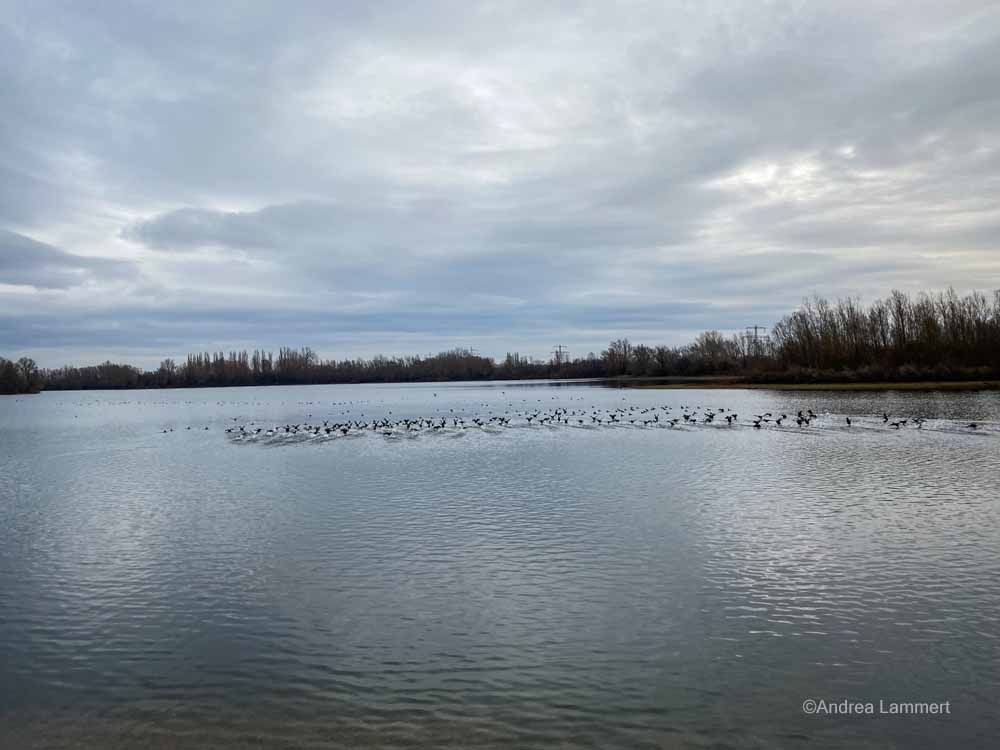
[2,1,999,366]
[0,229,134,289]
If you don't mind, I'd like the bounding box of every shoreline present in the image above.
[11,377,1000,394]
[631,379,1000,392]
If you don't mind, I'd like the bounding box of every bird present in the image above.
[219,397,984,452]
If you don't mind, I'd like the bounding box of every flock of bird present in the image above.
[213,398,990,444]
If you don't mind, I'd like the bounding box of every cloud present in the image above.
[2,1,1000,366]
[0,229,134,290]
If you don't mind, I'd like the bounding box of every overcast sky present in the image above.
[2,1,999,367]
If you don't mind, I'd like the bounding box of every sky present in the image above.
[2,1,1000,368]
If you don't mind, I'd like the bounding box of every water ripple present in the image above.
[2,383,998,748]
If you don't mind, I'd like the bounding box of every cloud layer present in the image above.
[2,1,999,366]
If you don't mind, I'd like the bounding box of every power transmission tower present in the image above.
[741,325,770,361]
[552,345,568,366]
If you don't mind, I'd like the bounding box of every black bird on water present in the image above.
[221,397,986,447]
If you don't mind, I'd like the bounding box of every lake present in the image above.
[1,381,998,748]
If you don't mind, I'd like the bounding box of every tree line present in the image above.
[36,336,754,390]
[5,288,1000,393]
[0,357,41,394]
[768,288,1000,381]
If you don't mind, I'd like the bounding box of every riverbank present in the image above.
[13,377,1000,393]
[631,378,1000,391]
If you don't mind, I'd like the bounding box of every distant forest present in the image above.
[4,289,1000,393]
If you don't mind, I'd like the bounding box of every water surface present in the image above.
[2,382,998,748]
